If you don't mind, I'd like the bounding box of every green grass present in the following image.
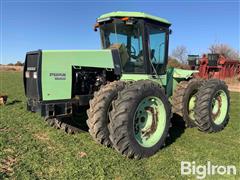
[0,71,239,179]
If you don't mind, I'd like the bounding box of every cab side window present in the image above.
[148,25,167,74]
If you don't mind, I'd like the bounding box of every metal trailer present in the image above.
[188,54,240,80]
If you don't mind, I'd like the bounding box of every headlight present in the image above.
[33,72,37,79]
[25,71,30,78]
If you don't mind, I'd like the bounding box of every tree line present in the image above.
[5,43,239,67]
[6,61,24,66]
[171,43,239,64]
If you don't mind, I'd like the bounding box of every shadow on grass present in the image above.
[71,106,89,132]
[60,109,187,145]
[165,114,186,147]
[6,100,22,106]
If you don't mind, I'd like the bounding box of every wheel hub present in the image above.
[188,95,197,120]
[212,96,222,119]
[134,96,166,147]
[140,107,158,139]
[211,90,228,125]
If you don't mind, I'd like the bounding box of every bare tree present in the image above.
[171,45,188,64]
[209,44,239,59]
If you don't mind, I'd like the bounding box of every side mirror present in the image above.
[93,23,99,32]
[169,29,172,34]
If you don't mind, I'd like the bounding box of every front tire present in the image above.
[109,80,171,159]
[87,81,126,147]
[194,79,230,132]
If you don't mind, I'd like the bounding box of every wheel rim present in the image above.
[211,90,228,125]
[133,96,166,148]
[188,95,197,120]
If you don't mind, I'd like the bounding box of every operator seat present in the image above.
[109,44,135,72]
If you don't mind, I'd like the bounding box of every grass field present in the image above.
[0,71,239,179]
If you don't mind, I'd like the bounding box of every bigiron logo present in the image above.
[49,73,66,80]
[181,161,237,179]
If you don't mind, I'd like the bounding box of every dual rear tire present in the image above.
[172,79,230,132]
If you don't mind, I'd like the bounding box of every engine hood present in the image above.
[42,49,114,69]
[40,49,116,101]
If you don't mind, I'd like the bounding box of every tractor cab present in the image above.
[95,12,171,75]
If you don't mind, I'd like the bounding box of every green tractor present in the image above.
[24,11,230,159]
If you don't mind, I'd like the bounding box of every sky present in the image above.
[1,0,239,64]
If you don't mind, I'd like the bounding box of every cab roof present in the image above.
[97,11,171,25]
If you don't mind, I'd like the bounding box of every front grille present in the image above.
[24,51,41,100]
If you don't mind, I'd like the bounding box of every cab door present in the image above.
[146,23,169,75]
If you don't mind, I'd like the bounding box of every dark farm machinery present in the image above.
[188,54,240,80]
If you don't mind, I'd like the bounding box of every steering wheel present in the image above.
[129,45,138,59]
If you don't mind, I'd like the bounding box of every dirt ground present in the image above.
[225,77,240,93]
[227,83,240,93]
[0,65,23,72]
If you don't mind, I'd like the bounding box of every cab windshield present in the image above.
[100,22,145,73]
